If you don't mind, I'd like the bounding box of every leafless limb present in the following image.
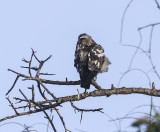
[22,58,30,63]
[154,0,160,10]
[19,89,30,103]
[138,22,160,30]
[35,103,57,132]
[6,75,19,95]
[4,46,160,132]
[8,68,80,86]
[21,66,38,71]
[119,0,160,130]
[120,0,135,43]
[2,86,160,122]
[0,122,39,132]
[54,108,71,132]
[119,0,160,85]
[35,55,52,78]
[118,68,151,88]
[28,85,35,102]
[28,48,36,77]
[37,83,69,131]
[6,97,19,115]
[70,102,103,113]
[71,101,103,123]
[22,124,38,132]
[39,73,55,76]
[120,8,160,127]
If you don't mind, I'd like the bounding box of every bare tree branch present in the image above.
[120,0,135,43]
[70,102,103,113]
[2,87,160,123]
[5,44,160,132]
[54,108,71,132]
[155,0,160,10]
[35,103,57,132]
[6,75,19,95]
[6,97,19,115]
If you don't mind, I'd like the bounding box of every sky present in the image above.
[0,0,160,132]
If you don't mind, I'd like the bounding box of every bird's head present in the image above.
[78,33,91,39]
[78,33,93,47]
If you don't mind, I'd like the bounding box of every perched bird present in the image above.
[74,33,111,89]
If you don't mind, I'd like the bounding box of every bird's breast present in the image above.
[79,50,88,64]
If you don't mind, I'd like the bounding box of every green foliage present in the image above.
[132,112,160,132]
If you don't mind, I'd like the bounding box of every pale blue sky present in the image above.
[1,0,160,131]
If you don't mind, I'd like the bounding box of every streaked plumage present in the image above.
[74,33,111,89]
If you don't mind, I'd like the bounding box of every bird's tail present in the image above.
[81,71,98,89]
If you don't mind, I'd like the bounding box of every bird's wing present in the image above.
[88,44,110,72]
[100,55,111,73]
[74,40,81,71]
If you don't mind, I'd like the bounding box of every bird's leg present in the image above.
[111,84,115,89]
[84,89,87,93]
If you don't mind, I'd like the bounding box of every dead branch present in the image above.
[6,97,19,115]
[155,0,160,10]
[32,102,57,132]
[71,102,103,123]
[21,66,38,71]
[7,68,80,86]
[120,0,135,43]
[6,75,19,95]
[4,49,160,132]
[2,87,160,122]
[54,108,70,132]
[70,102,103,113]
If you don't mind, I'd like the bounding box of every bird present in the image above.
[74,33,111,89]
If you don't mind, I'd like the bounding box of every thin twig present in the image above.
[28,85,35,102]
[39,82,56,99]
[8,68,81,85]
[19,89,31,109]
[39,73,55,76]
[70,100,104,124]
[71,102,103,113]
[138,22,160,30]
[44,55,52,63]
[35,55,52,78]
[6,97,19,115]
[155,0,160,10]
[33,102,57,132]
[120,0,135,43]
[54,108,71,132]
[22,58,30,63]
[6,75,19,95]
[28,49,35,77]
[21,66,38,71]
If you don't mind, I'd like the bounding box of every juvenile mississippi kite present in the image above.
[74,33,111,89]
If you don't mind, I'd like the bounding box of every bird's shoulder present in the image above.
[89,44,105,58]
